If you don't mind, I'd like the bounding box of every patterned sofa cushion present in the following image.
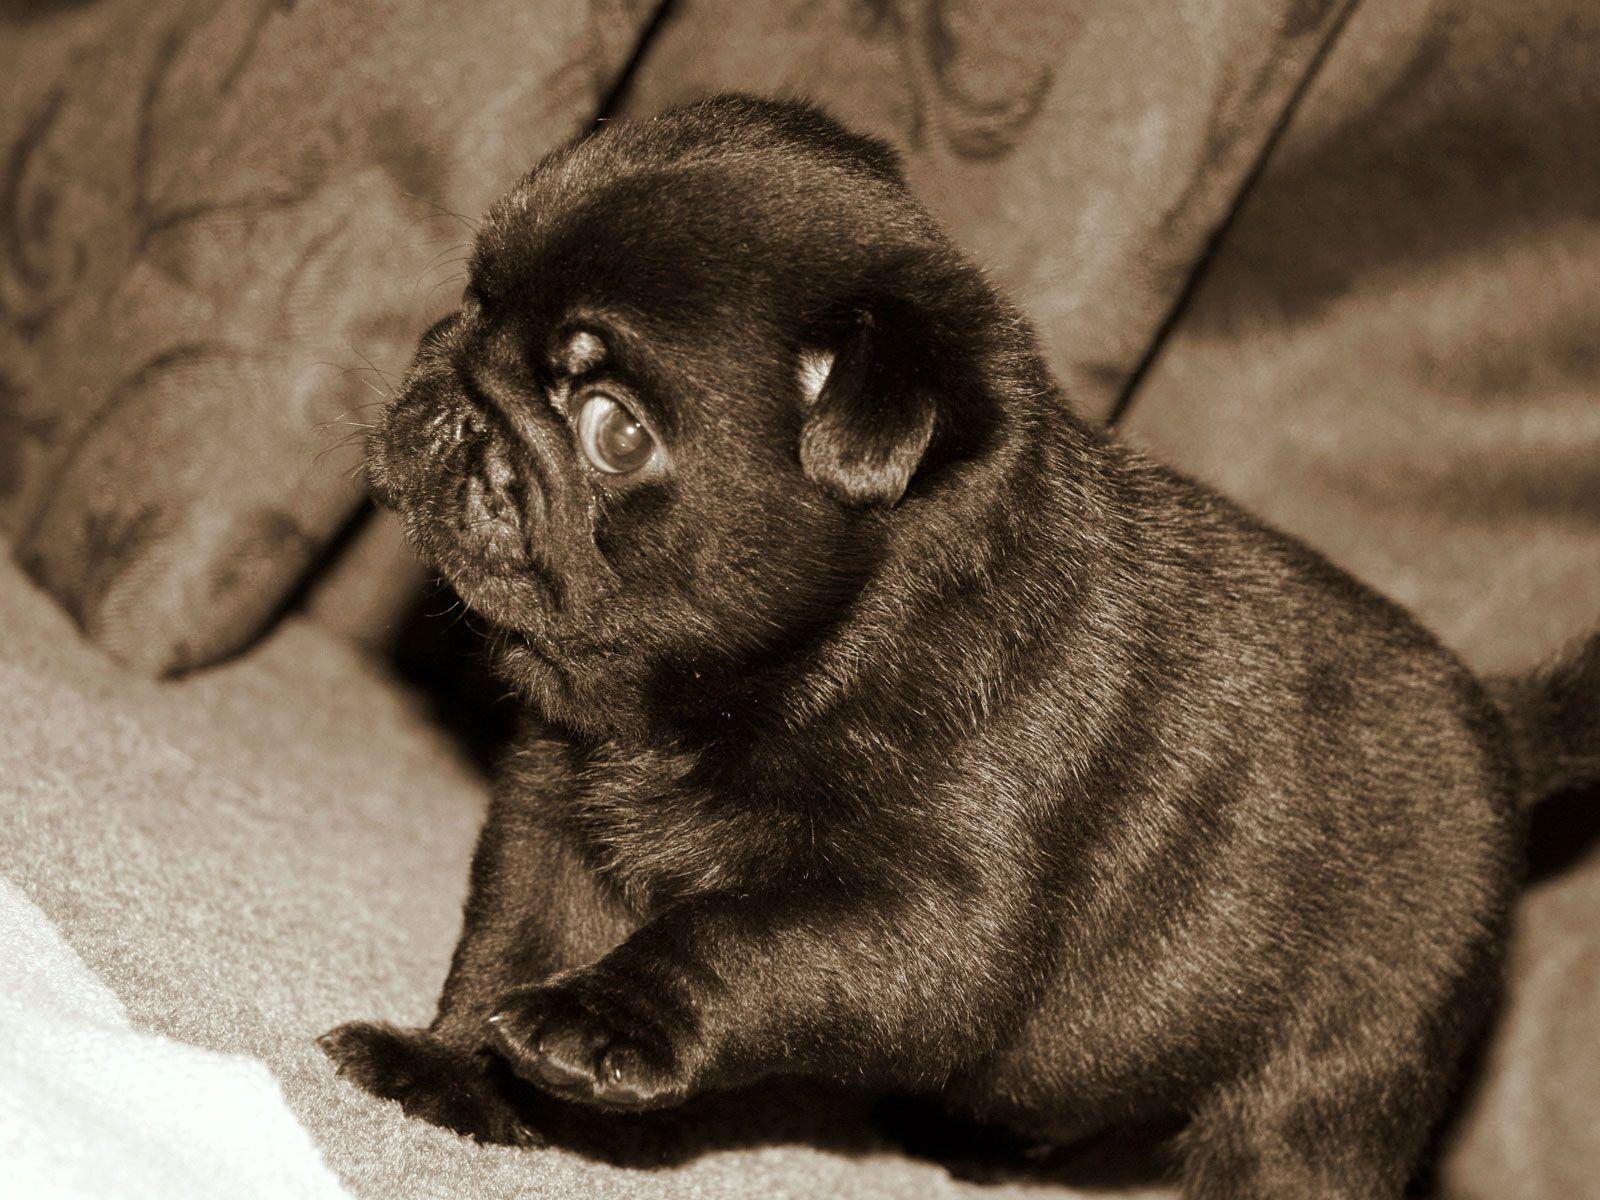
[1,0,656,673]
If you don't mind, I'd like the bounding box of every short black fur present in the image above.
[322,95,1600,1199]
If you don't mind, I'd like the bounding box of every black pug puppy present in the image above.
[321,95,1599,1198]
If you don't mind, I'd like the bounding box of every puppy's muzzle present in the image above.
[375,376,546,575]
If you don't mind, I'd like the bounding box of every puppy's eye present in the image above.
[577,393,655,474]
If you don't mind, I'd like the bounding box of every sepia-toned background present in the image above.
[2,2,1597,1198]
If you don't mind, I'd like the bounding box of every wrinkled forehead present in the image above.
[462,124,921,434]
[468,196,816,422]
[471,116,920,319]
[476,172,801,318]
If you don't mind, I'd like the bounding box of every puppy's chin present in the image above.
[438,561,555,634]
[398,516,558,638]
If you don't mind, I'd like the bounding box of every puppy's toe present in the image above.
[319,1020,542,1145]
[591,1041,668,1110]
[488,982,684,1111]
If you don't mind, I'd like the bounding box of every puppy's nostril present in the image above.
[485,449,514,491]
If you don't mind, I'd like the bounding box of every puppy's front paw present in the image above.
[319,1020,541,1146]
[488,972,697,1111]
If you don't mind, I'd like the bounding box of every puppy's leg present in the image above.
[1176,998,1465,1200]
[321,783,635,1141]
[488,883,1021,1112]
[428,789,637,1047]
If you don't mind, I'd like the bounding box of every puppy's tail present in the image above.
[1488,630,1600,806]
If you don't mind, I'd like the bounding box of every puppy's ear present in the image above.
[797,311,937,508]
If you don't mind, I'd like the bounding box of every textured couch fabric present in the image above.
[0,879,349,1200]
[615,0,1355,421]
[1443,845,1600,1200]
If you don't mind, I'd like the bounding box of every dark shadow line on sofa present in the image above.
[1103,0,1362,430]
[593,0,682,128]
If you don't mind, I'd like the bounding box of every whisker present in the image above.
[413,255,473,299]
[348,347,399,396]
[402,193,481,236]
[311,361,396,389]
[311,426,378,471]
[417,242,472,277]
[423,270,469,312]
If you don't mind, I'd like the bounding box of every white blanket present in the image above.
[0,878,350,1200]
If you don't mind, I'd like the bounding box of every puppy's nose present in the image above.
[458,439,537,561]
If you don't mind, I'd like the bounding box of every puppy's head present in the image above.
[369,96,1047,734]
